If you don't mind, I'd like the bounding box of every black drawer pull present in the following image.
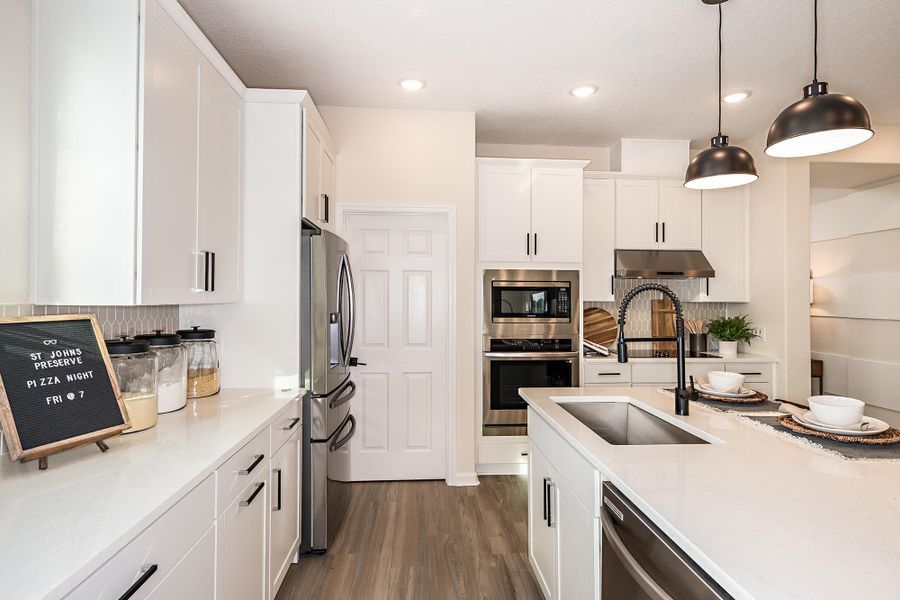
[739,372,763,376]
[283,417,301,431]
[595,372,623,376]
[241,482,265,507]
[239,454,265,475]
[119,564,158,600]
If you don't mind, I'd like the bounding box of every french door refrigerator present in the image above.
[300,224,357,553]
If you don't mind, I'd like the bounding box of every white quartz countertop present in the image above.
[0,388,300,600]
[521,386,900,600]
[584,351,780,363]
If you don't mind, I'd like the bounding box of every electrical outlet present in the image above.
[750,327,766,342]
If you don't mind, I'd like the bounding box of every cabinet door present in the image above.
[583,179,616,300]
[140,0,201,304]
[531,168,584,263]
[269,434,301,597]
[319,146,336,233]
[217,477,268,600]
[147,527,215,600]
[702,187,748,302]
[556,475,600,600]
[198,59,242,303]
[615,179,658,249]
[302,122,322,226]
[658,180,702,250]
[478,165,532,262]
[528,441,557,599]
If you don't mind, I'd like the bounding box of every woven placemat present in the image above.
[778,415,900,445]
[696,389,769,404]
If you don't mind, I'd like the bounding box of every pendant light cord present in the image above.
[717,3,723,136]
[812,0,818,82]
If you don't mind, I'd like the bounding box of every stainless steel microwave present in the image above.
[483,270,579,334]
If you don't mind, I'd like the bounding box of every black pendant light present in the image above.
[765,0,873,158]
[685,0,758,190]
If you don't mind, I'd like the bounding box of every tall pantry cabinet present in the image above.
[32,0,243,305]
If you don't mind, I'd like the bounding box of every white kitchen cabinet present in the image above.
[302,120,337,233]
[528,442,558,599]
[582,178,616,301]
[478,159,588,263]
[147,527,215,600]
[702,187,749,302]
[269,431,302,597]
[217,476,269,600]
[615,179,701,250]
[531,168,584,263]
[556,477,600,600]
[33,0,244,305]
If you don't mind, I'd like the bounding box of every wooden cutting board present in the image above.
[583,308,618,347]
[651,299,677,354]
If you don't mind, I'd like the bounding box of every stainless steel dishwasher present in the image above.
[601,483,733,600]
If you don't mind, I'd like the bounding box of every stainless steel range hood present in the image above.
[614,249,715,279]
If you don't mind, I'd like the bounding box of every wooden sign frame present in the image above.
[0,314,130,463]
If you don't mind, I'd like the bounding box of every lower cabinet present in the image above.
[528,443,557,598]
[148,527,216,599]
[269,431,302,596]
[217,475,270,600]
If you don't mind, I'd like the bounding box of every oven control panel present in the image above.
[488,338,574,352]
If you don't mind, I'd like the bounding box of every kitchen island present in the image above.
[521,386,900,600]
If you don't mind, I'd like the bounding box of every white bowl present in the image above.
[808,396,865,427]
[706,371,745,394]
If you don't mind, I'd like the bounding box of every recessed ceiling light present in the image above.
[398,79,426,92]
[570,85,598,98]
[722,90,752,104]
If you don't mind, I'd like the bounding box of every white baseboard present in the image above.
[476,463,528,476]
[447,472,480,487]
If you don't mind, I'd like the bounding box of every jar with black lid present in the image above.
[135,330,188,413]
[176,326,220,398]
[105,337,158,433]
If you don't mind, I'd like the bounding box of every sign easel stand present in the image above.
[36,440,113,470]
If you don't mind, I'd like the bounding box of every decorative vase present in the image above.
[718,340,738,357]
[689,333,708,357]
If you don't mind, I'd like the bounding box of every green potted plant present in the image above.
[707,315,757,357]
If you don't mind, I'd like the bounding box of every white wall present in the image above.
[476,142,610,171]
[319,106,478,484]
[811,181,900,426]
[0,0,31,304]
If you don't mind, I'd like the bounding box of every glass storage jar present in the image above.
[105,337,158,433]
[176,326,220,398]
[135,330,188,413]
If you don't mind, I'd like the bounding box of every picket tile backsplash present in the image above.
[0,304,179,339]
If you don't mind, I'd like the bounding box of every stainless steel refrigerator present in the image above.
[300,224,357,553]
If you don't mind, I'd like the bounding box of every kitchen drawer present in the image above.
[528,407,600,516]
[270,398,302,454]
[583,362,631,384]
[65,475,215,600]
[725,362,773,383]
[147,526,215,599]
[747,382,773,397]
[217,426,271,516]
[632,362,720,384]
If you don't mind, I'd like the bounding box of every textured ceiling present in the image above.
[179,0,900,147]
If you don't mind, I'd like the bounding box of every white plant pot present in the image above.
[718,341,738,357]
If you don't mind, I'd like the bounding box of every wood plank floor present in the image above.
[276,475,543,600]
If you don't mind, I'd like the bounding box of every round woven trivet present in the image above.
[696,389,768,404]
[779,415,900,445]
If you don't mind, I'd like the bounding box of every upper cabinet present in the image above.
[702,187,749,302]
[615,179,701,250]
[302,121,338,233]
[33,0,244,305]
[478,159,587,263]
[582,178,616,301]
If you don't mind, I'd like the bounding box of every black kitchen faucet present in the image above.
[616,283,690,416]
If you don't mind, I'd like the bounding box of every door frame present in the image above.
[336,203,459,485]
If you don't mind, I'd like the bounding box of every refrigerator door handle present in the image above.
[330,414,356,452]
[343,254,356,366]
[336,255,349,364]
[329,379,356,409]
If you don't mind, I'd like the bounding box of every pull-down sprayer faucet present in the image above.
[617,283,690,416]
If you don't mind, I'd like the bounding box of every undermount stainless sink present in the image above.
[560,401,709,445]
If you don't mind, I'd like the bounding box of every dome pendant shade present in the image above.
[685,135,759,190]
[765,81,874,158]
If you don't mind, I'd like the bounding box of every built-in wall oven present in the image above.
[482,270,580,436]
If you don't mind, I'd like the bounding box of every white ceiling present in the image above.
[179,0,900,147]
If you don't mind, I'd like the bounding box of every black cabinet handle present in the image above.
[322,193,330,223]
[210,251,216,292]
[655,222,659,243]
[273,468,282,511]
[118,564,158,600]
[239,454,265,475]
[546,479,553,527]
[738,372,763,376]
[283,417,301,431]
[611,274,615,296]
[534,233,538,255]
[595,372,624,376]
[240,482,265,507]
[662,222,666,243]
[542,477,549,522]
[526,233,530,255]
[203,251,211,292]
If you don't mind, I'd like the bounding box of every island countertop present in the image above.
[520,386,900,600]
[0,388,301,600]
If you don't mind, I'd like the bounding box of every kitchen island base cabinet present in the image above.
[217,477,270,600]
[269,431,302,596]
[528,443,557,598]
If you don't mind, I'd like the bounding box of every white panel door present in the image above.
[302,122,322,226]
[269,433,301,597]
[702,187,748,301]
[320,147,336,233]
[658,180,702,249]
[615,179,658,249]
[343,212,450,480]
[528,441,557,599]
[531,168,584,263]
[478,165,532,262]
[556,475,600,600]
[582,179,616,301]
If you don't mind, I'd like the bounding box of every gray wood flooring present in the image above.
[275,475,543,600]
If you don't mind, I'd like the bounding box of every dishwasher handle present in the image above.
[601,508,675,600]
